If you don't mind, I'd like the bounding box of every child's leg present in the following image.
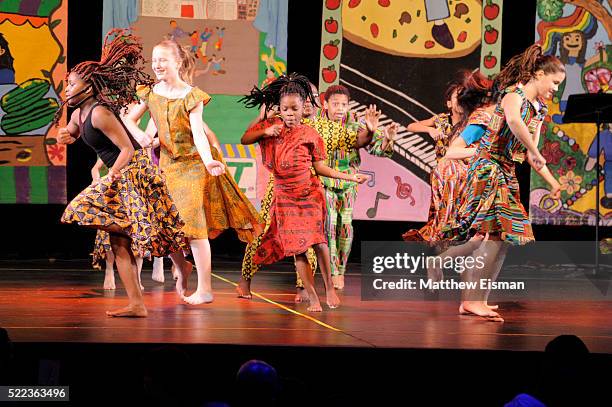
[460,237,504,321]
[324,188,342,285]
[295,253,321,312]
[237,175,274,299]
[294,248,317,303]
[483,242,508,310]
[335,187,357,289]
[136,257,144,291]
[169,250,193,297]
[427,234,486,282]
[106,232,147,317]
[104,250,116,290]
[183,238,213,304]
[237,236,261,299]
[312,243,340,309]
[152,257,165,283]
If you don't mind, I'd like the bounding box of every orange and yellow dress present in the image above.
[136,85,262,242]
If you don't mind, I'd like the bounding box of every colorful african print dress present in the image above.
[62,105,187,269]
[404,108,492,242]
[442,86,547,245]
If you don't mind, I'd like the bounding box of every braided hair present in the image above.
[53,28,153,124]
[240,73,317,115]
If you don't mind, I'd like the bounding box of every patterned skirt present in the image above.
[254,177,327,265]
[441,157,534,245]
[403,158,469,243]
[160,148,263,241]
[91,230,112,270]
[62,149,188,264]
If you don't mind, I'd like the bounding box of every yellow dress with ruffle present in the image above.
[137,85,262,241]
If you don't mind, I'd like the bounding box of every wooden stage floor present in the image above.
[1,262,611,353]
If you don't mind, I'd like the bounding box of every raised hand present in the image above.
[364,104,381,132]
[385,122,399,140]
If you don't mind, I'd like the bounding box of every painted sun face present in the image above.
[562,32,583,56]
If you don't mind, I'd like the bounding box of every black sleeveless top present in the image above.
[79,104,141,168]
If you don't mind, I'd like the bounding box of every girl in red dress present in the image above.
[241,74,368,312]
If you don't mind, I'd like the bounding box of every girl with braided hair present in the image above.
[125,39,263,305]
[440,45,563,321]
[241,73,368,312]
[56,29,188,317]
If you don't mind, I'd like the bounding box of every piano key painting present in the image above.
[530,1,612,226]
[319,0,503,221]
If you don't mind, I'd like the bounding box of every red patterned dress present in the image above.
[253,120,328,265]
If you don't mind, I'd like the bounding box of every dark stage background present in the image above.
[0,0,606,261]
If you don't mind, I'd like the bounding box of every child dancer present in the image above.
[238,85,320,302]
[240,73,368,312]
[125,39,262,305]
[402,79,465,242]
[56,29,187,317]
[406,81,464,161]
[404,71,494,249]
[315,85,395,290]
[441,45,563,321]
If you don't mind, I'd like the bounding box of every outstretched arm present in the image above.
[406,116,445,141]
[312,160,367,183]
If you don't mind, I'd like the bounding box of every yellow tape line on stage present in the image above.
[212,272,342,332]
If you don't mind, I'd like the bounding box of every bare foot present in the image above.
[152,263,165,284]
[106,304,148,318]
[183,290,213,305]
[326,288,340,309]
[332,275,344,290]
[307,296,323,312]
[487,303,499,310]
[294,287,309,303]
[459,302,504,322]
[236,277,252,299]
[175,261,193,297]
[103,276,116,290]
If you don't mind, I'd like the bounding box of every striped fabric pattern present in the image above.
[442,86,547,245]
